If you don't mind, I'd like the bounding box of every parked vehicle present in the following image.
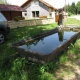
[0,12,10,44]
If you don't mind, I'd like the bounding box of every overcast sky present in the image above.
[6,0,80,8]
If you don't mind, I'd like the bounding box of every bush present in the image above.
[68,12,72,16]
[13,17,19,21]
[39,16,47,18]
[14,16,25,21]
[17,16,25,20]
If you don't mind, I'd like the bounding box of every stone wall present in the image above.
[9,18,54,29]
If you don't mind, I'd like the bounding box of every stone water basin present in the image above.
[11,28,80,64]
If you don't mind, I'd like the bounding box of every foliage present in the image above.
[65,1,80,14]
[76,1,80,14]
[66,4,71,12]
[14,17,19,21]
[70,2,76,14]
[39,16,47,18]
[0,0,8,4]
[14,16,25,21]
[65,2,76,14]
[68,12,72,16]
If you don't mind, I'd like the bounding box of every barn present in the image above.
[0,4,26,21]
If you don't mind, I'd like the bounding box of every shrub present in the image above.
[14,16,25,21]
[17,16,25,20]
[13,17,19,21]
[39,16,47,18]
[68,12,72,16]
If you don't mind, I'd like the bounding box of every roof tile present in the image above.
[21,0,57,10]
[0,4,26,11]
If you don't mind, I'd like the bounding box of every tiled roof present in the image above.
[21,0,32,8]
[39,0,54,8]
[21,0,57,10]
[0,4,26,11]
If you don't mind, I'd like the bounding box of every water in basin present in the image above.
[19,31,77,55]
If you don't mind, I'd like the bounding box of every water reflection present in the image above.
[58,30,64,42]
[26,31,64,48]
[19,31,77,54]
[26,38,44,49]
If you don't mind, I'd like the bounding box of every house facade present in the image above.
[21,0,57,19]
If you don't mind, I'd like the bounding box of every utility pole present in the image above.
[64,0,66,20]
[65,0,66,13]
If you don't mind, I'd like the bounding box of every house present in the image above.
[21,0,58,19]
[0,4,26,21]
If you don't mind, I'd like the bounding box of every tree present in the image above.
[65,4,72,13]
[0,0,8,4]
[76,1,80,14]
[64,5,68,12]
[70,2,76,14]
[67,4,71,12]
[65,2,76,14]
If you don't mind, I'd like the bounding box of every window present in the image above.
[36,11,39,17]
[50,13,52,17]
[32,11,35,17]
[32,11,39,18]
[25,13,27,16]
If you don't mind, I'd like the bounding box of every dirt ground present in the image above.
[55,59,80,80]
[54,40,80,80]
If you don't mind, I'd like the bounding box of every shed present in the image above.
[0,4,26,21]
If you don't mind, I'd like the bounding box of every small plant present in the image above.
[14,17,19,21]
[39,16,47,18]
[68,12,72,16]
[17,16,25,20]
[14,16,25,21]
[60,55,68,63]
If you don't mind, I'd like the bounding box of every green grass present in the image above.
[0,22,80,80]
[0,23,58,80]
[64,18,80,25]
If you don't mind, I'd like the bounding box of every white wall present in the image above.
[52,12,56,22]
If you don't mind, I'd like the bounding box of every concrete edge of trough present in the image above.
[63,26,80,31]
[11,28,58,47]
[45,31,80,63]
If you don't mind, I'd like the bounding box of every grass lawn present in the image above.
[64,18,80,26]
[0,23,58,80]
[0,20,80,80]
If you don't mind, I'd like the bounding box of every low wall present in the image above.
[9,18,54,29]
